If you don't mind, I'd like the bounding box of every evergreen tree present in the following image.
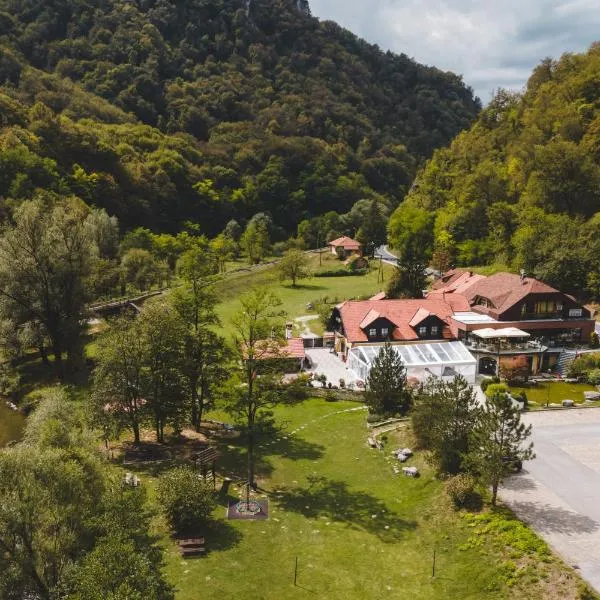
[364,344,411,416]
[411,376,478,474]
[467,392,535,506]
[356,199,388,257]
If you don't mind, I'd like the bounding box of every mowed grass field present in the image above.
[214,253,394,336]
[150,399,585,600]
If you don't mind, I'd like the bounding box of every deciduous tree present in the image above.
[278,249,311,286]
[0,197,95,377]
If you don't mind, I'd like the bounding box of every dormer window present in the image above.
[381,328,389,337]
[418,326,427,336]
[369,328,377,337]
[431,326,439,336]
[475,296,491,308]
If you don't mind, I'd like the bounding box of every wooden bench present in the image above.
[179,538,206,557]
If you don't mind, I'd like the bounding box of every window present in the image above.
[369,328,377,337]
[381,328,389,337]
[535,300,555,315]
[569,308,583,318]
[418,326,427,336]
[431,326,439,336]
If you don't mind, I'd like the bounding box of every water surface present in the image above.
[0,401,25,447]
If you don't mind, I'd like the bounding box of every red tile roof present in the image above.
[244,338,305,360]
[282,338,306,359]
[370,291,387,301]
[408,307,431,327]
[430,269,484,294]
[328,236,362,250]
[338,297,469,343]
[460,272,560,317]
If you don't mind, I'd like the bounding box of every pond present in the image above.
[0,401,25,447]
[510,381,597,407]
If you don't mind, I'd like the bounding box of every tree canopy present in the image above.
[390,44,600,297]
[0,0,479,236]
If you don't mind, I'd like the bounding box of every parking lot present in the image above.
[500,409,600,591]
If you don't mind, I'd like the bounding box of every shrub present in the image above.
[324,390,338,402]
[485,383,509,398]
[569,352,600,378]
[591,332,599,349]
[480,376,500,393]
[445,474,477,508]
[314,267,367,277]
[588,369,600,385]
[366,413,385,424]
[157,467,215,533]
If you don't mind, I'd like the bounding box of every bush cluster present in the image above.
[480,376,500,393]
[445,473,477,508]
[156,467,216,533]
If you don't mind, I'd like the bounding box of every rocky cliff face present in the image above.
[295,0,310,16]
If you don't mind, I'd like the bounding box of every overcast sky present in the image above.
[309,0,600,102]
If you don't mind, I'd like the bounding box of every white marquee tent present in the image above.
[348,341,477,384]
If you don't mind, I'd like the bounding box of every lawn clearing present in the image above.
[214,254,393,336]
[510,381,597,408]
[153,399,585,600]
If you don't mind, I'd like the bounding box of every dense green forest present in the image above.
[389,43,600,297]
[0,0,479,235]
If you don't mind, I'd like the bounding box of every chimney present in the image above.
[520,269,526,283]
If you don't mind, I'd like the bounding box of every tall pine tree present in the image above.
[364,344,411,416]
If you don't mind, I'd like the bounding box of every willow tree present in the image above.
[0,197,97,377]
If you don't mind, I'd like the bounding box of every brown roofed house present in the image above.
[431,269,595,376]
[328,236,363,259]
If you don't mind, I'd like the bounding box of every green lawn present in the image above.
[147,399,583,600]
[214,253,393,336]
[510,381,597,408]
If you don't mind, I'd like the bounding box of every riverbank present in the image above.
[0,400,25,446]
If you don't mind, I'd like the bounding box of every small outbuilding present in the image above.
[328,236,363,259]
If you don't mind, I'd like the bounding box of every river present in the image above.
[0,401,25,447]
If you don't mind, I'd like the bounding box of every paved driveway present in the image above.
[305,348,357,387]
[500,409,600,591]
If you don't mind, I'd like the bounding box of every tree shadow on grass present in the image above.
[212,433,325,483]
[274,475,416,542]
[281,282,327,291]
[264,434,325,462]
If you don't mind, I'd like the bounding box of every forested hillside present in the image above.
[0,0,479,235]
[389,43,600,297]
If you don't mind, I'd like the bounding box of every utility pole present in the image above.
[317,232,322,266]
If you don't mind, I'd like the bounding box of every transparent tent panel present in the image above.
[349,341,476,369]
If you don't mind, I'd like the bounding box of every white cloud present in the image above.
[309,0,600,101]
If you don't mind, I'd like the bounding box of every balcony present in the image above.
[520,312,563,321]
[464,339,545,354]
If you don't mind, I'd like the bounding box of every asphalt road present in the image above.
[500,409,600,591]
[374,246,441,278]
[374,245,398,263]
